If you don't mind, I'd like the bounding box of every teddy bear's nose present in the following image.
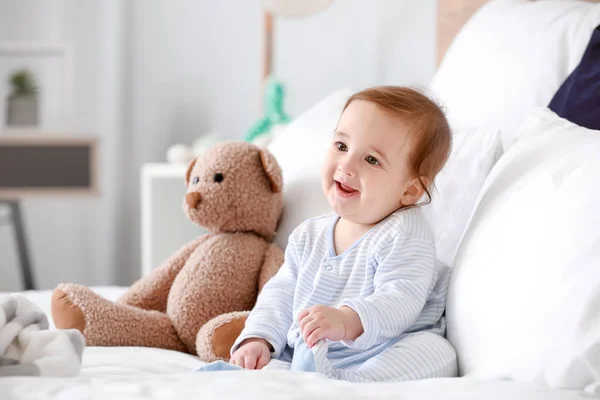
[186,192,202,208]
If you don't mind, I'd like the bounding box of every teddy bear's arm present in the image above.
[117,234,211,311]
[258,243,285,295]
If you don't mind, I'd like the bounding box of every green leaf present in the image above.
[9,69,38,96]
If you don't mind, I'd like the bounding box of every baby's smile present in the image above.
[335,180,359,198]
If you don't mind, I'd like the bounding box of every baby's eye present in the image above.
[335,141,348,152]
[365,155,380,165]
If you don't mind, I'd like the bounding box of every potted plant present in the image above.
[6,69,39,127]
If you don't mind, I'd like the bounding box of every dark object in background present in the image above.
[549,25,600,130]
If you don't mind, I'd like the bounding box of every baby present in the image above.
[232,86,457,382]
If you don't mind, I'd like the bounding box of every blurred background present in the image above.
[0,0,437,291]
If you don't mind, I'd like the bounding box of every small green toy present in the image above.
[245,75,291,144]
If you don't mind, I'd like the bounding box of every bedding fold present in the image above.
[0,294,84,377]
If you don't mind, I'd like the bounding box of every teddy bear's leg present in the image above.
[51,284,188,353]
[117,235,210,311]
[196,311,250,362]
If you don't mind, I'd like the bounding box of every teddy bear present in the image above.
[50,141,285,361]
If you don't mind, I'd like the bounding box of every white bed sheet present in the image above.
[0,287,592,400]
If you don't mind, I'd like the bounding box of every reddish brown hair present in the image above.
[342,86,452,205]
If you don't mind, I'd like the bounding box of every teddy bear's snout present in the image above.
[185,192,202,209]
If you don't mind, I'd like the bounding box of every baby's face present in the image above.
[321,100,417,226]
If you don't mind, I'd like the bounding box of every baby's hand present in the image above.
[298,305,348,348]
[230,338,271,370]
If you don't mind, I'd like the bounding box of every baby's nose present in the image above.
[338,161,356,176]
[186,192,202,208]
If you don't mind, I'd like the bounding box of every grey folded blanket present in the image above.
[0,294,85,377]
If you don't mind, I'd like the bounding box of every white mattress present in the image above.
[0,287,592,400]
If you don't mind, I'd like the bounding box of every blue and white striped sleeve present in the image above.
[230,229,302,358]
[340,234,436,350]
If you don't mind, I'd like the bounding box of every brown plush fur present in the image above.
[51,141,284,361]
[195,243,284,360]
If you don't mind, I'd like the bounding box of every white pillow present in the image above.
[268,89,353,249]
[421,121,502,267]
[446,108,600,390]
[429,0,600,150]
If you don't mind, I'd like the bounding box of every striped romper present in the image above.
[231,207,458,382]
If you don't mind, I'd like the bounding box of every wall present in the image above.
[0,0,437,291]
[276,0,437,114]
[0,0,125,290]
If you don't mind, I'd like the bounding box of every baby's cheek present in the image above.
[369,182,400,211]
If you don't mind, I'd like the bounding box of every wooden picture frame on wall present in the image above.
[0,135,99,199]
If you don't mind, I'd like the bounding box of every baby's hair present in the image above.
[342,86,452,205]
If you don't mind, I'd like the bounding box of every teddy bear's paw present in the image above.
[51,285,87,334]
[50,284,109,336]
[196,311,250,362]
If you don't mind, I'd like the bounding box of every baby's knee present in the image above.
[394,332,458,379]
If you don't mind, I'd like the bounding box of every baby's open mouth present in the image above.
[335,180,359,196]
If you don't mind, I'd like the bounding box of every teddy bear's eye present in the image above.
[192,177,199,184]
[213,173,224,183]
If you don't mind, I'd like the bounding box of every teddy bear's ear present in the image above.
[259,149,283,193]
[185,157,197,186]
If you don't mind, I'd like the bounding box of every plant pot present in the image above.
[6,94,39,127]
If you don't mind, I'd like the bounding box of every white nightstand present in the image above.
[141,163,207,277]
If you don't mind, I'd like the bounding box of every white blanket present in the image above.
[0,294,85,377]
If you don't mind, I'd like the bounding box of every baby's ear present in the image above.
[401,176,428,206]
[258,149,283,193]
[185,157,198,186]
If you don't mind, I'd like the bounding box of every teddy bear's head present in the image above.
[183,141,284,241]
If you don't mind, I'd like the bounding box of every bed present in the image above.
[1,289,594,399]
[1,285,594,400]
[2,0,600,398]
